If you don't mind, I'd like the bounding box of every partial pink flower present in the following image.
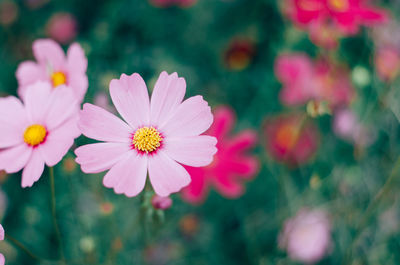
[150,0,197,8]
[0,224,4,265]
[286,0,388,35]
[151,195,173,210]
[0,81,80,187]
[279,209,332,264]
[375,46,400,82]
[75,72,217,197]
[264,113,319,166]
[275,53,355,109]
[181,106,259,204]
[16,39,88,103]
[46,12,78,44]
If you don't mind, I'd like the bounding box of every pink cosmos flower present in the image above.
[181,106,259,204]
[275,53,354,109]
[46,12,78,44]
[279,209,332,264]
[264,114,319,166]
[0,224,4,265]
[75,72,217,197]
[0,81,80,187]
[16,39,88,103]
[285,0,388,35]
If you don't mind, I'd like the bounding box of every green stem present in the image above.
[345,155,400,263]
[49,167,66,264]
[6,234,57,264]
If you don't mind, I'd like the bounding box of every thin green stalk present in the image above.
[345,155,400,264]
[6,234,57,264]
[49,167,66,264]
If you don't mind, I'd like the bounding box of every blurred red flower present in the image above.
[182,106,259,204]
[264,114,319,166]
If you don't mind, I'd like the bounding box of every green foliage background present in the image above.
[0,0,399,264]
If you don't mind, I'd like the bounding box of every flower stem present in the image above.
[6,234,58,264]
[345,155,400,263]
[49,167,66,264]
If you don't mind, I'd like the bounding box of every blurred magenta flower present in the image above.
[0,81,80,187]
[152,195,173,210]
[279,209,331,264]
[46,12,78,44]
[285,0,388,35]
[75,71,217,197]
[16,39,88,103]
[309,19,341,49]
[0,224,3,265]
[224,39,256,71]
[150,0,197,8]
[264,114,319,166]
[375,46,400,82]
[275,53,354,109]
[182,106,259,204]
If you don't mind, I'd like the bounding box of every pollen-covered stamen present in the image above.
[24,124,47,146]
[133,126,162,153]
[328,0,349,12]
[51,71,67,87]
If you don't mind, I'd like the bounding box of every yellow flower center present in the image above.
[132,126,162,153]
[23,124,47,146]
[328,0,349,12]
[51,71,67,87]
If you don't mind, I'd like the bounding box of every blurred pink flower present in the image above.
[152,195,173,210]
[46,12,78,44]
[0,224,3,265]
[279,209,331,264]
[309,19,341,49]
[264,114,319,166]
[94,92,116,114]
[0,81,80,187]
[181,106,259,204]
[333,108,374,147]
[286,0,388,35]
[375,46,400,82]
[75,72,217,197]
[275,53,355,108]
[150,0,197,8]
[16,39,88,103]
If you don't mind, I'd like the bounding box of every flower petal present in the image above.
[160,96,213,137]
[68,73,88,103]
[0,96,28,148]
[150,71,185,126]
[67,43,87,73]
[75,142,131,173]
[39,118,79,167]
[164,135,217,167]
[16,61,46,98]
[0,224,3,240]
[33,39,66,70]
[109,73,150,129]
[148,150,191,196]
[24,81,52,124]
[181,166,208,204]
[0,144,32,173]
[21,151,45,188]
[103,152,147,197]
[44,85,79,130]
[208,106,235,139]
[78,103,132,143]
